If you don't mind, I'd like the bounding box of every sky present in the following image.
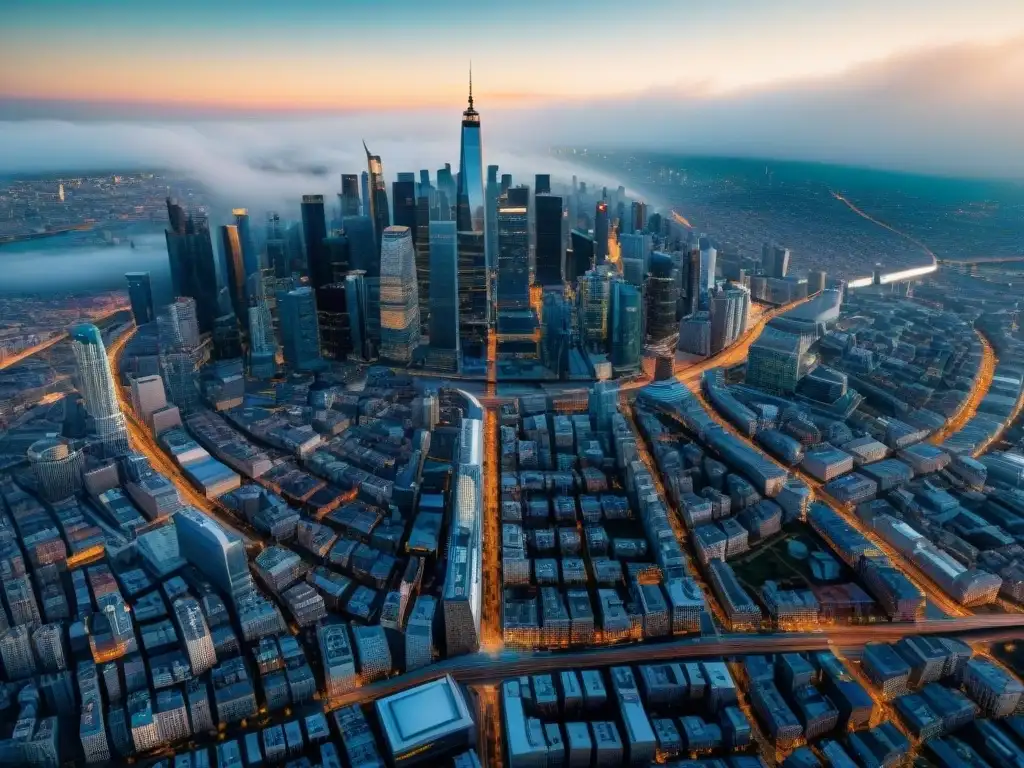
[1,1,1023,185]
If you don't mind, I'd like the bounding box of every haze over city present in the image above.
[2,3,1024,768]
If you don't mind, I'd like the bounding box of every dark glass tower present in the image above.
[457,231,488,360]
[497,197,530,311]
[125,272,154,325]
[164,198,219,333]
[364,142,390,253]
[456,69,486,239]
[610,281,642,374]
[535,194,564,288]
[232,208,258,286]
[684,247,701,317]
[428,220,460,371]
[301,194,328,282]
[342,216,376,275]
[594,201,609,263]
[392,180,418,245]
[485,165,500,273]
[569,229,595,283]
[340,174,361,217]
[220,224,247,327]
[535,174,551,195]
[437,164,456,219]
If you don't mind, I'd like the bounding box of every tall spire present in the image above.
[468,62,473,111]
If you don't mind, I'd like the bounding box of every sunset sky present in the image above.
[3,0,1023,112]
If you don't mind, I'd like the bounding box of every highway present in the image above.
[0,304,130,371]
[327,616,1024,709]
[930,328,996,446]
[105,326,257,546]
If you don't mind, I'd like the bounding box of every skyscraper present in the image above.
[360,171,370,217]
[457,231,488,361]
[569,229,595,282]
[535,194,564,288]
[232,209,258,284]
[485,165,500,273]
[247,300,278,378]
[428,221,460,371]
[646,251,680,344]
[710,287,750,354]
[279,287,324,372]
[71,323,130,457]
[220,225,247,326]
[379,226,421,364]
[456,71,486,238]
[535,174,551,195]
[699,235,717,298]
[317,283,351,361]
[437,164,456,219]
[577,266,615,353]
[340,175,361,217]
[610,282,642,374]
[301,195,328,282]
[497,197,530,311]
[164,199,219,333]
[28,437,84,502]
[364,143,390,253]
[630,201,648,234]
[345,271,372,360]
[684,247,701,317]
[808,270,827,295]
[161,296,201,349]
[130,374,167,427]
[174,506,254,603]
[392,179,418,244]
[125,272,154,326]
[314,233,349,291]
[594,201,609,263]
[541,292,572,378]
[343,215,377,275]
[414,189,433,333]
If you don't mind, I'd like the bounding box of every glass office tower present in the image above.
[70,323,130,457]
[497,199,530,311]
[232,208,258,284]
[301,195,328,283]
[340,175,361,217]
[428,221,460,371]
[457,231,488,361]
[610,282,643,374]
[220,224,247,327]
[174,507,253,603]
[125,272,154,325]
[379,226,421,364]
[280,286,324,372]
[485,165,500,273]
[164,198,219,333]
[456,71,486,238]
[364,143,390,253]
[594,201,609,263]
[535,194,564,287]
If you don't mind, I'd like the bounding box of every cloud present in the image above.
[0,34,1021,216]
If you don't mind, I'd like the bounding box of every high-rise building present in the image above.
[392,180,418,245]
[535,194,564,287]
[343,215,377,275]
[159,349,200,416]
[364,143,390,253]
[541,293,572,378]
[497,197,530,311]
[360,171,370,216]
[630,201,648,234]
[577,265,616,353]
[248,300,278,378]
[130,374,167,427]
[301,194,328,279]
[174,597,217,675]
[345,271,372,360]
[646,252,679,344]
[28,437,84,502]
[0,626,36,680]
[437,164,456,219]
[746,328,812,394]
[500,173,512,195]
[710,287,750,354]
[164,199,219,333]
[340,175,361,217]
[620,233,652,275]
[174,506,254,603]
[279,287,323,372]
[318,623,357,698]
[699,235,717,298]
[457,231,488,360]
[610,282,642,374]
[485,165,500,273]
[219,225,247,327]
[594,202,609,263]
[414,192,433,333]
[159,297,200,349]
[317,283,351,361]
[456,70,486,239]
[762,243,791,279]
[32,623,66,672]
[678,312,712,357]
[212,313,242,361]
[405,595,437,672]
[569,229,595,282]
[428,221,460,370]
[684,248,701,317]
[535,174,551,195]
[125,272,154,326]
[808,270,827,295]
[71,323,130,457]
[379,226,421,363]
[232,208,258,285]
